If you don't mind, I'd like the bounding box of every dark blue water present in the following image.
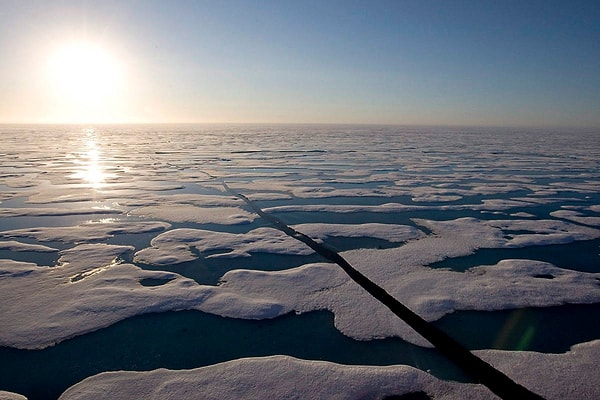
[434,303,600,352]
[430,239,600,273]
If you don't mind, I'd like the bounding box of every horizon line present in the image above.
[0,121,598,130]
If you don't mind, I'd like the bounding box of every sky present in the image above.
[0,0,598,127]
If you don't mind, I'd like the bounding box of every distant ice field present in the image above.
[1,124,599,399]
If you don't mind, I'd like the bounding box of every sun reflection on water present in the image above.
[71,128,111,188]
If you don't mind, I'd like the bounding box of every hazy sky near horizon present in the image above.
[0,0,598,126]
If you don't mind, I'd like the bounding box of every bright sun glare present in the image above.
[46,42,124,122]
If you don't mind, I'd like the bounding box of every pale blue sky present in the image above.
[0,0,598,126]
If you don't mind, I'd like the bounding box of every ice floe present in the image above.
[290,223,423,243]
[129,204,257,225]
[0,240,57,253]
[0,253,212,349]
[58,340,600,400]
[418,217,600,248]
[216,256,600,346]
[476,340,600,400]
[58,356,489,400]
[134,227,313,265]
[0,220,171,244]
[550,209,600,227]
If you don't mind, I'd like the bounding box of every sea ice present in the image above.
[0,253,214,349]
[476,340,600,400]
[0,240,57,253]
[0,220,171,243]
[2,215,600,349]
[1,125,599,398]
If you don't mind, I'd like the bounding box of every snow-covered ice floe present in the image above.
[128,204,257,225]
[58,340,600,400]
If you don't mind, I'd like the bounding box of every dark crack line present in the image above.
[217,180,545,400]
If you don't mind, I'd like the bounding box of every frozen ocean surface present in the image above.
[1,124,599,399]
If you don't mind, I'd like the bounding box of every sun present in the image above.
[45,41,125,122]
